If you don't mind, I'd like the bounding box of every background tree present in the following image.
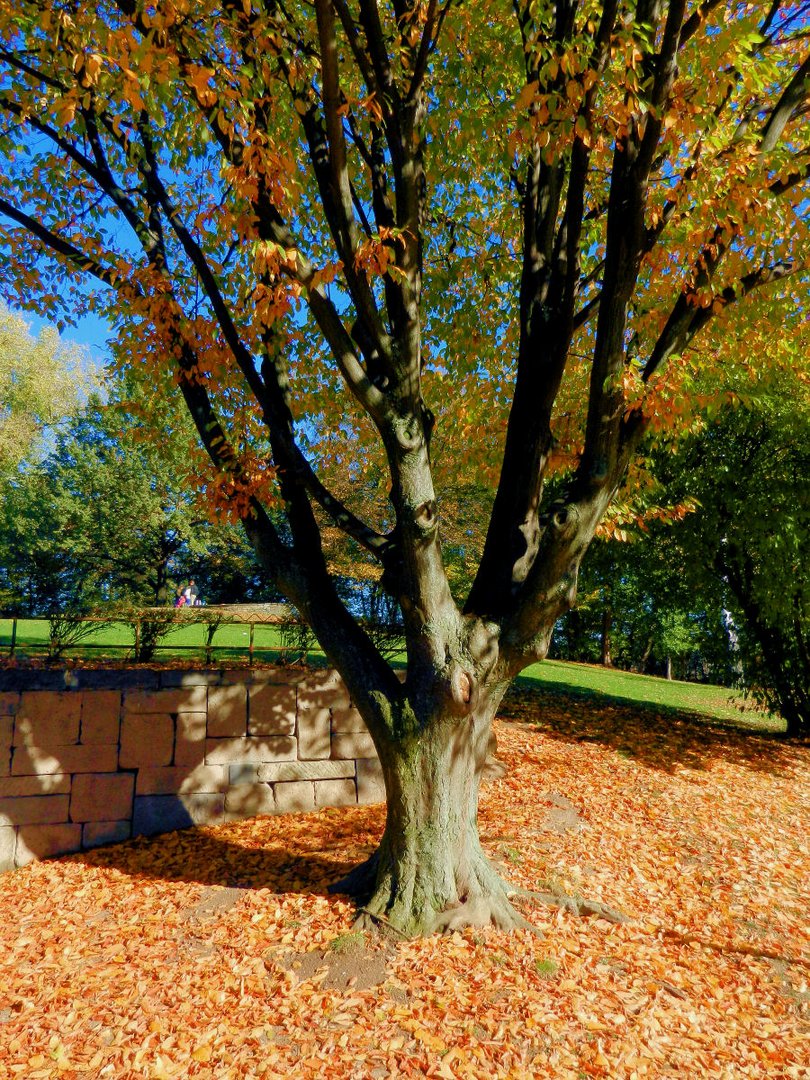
[552,532,731,680]
[0,303,94,477]
[0,377,273,614]
[0,1,808,935]
[662,383,810,735]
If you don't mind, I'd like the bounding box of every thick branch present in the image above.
[761,51,810,153]
[643,260,797,382]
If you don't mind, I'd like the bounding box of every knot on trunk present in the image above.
[413,499,438,534]
[447,665,477,714]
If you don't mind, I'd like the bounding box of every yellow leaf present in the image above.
[192,1044,213,1063]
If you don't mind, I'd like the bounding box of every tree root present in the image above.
[511,884,629,925]
[353,907,412,940]
[330,843,629,938]
[429,896,538,935]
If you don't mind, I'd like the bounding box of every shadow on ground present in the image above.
[501,680,806,777]
[71,805,384,894]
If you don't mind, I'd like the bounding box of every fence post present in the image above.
[9,618,17,657]
[249,622,255,664]
[134,618,141,660]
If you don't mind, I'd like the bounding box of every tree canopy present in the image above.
[0,304,94,476]
[664,379,810,734]
[0,373,274,614]
[0,0,808,935]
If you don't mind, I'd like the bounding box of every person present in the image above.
[174,586,187,608]
[188,579,200,606]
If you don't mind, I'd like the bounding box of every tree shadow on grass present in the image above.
[501,679,807,777]
[71,805,385,894]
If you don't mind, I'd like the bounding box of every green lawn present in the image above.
[516,657,776,730]
[0,614,300,664]
[1,615,774,730]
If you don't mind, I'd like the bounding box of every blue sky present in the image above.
[19,308,113,370]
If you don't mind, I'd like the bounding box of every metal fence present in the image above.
[0,605,310,665]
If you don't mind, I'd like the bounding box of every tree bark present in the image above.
[333,690,529,937]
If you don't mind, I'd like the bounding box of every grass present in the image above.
[0,614,306,665]
[517,657,770,728]
[1,615,773,729]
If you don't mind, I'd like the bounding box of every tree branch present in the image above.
[761,51,810,153]
[643,260,797,382]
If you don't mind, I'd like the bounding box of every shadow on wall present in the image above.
[0,666,385,873]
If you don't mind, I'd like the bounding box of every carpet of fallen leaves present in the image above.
[1,690,808,1080]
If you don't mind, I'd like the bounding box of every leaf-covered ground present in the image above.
[1,692,808,1079]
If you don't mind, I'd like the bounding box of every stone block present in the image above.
[356,758,385,805]
[219,669,253,685]
[273,781,315,814]
[132,795,194,837]
[120,714,174,768]
[0,717,12,777]
[160,670,221,687]
[0,716,12,745]
[79,669,158,691]
[0,692,20,715]
[204,736,297,766]
[124,686,207,714]
[132,793,224,835]
[173,712,208,767]
[14,823,82,865]
[257,760,355,783]
[224,783,276,816]
[0,794,70,827]
[296,668,351,712]
[207,684,247,737]
[136,764,227,796]
[314,778,357,808]
[79,691,121,745]
[70,773,134,823]
[248,683,296,736]
[330,706,367,733]
[297,707,331,760]
[14,691,81,746]
[0,774,70,797]
[229,763,259,785]
[11,744,118,776]
[255,668,299,686]
[82,820,132,849]
[182,792,225,825]
[0,826,16,872]
[331,732,376,760]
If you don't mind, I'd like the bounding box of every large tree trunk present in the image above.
[334,692,529,938]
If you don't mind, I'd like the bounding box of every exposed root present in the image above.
[430,896,539,935]
[353,907,411,940]
[511,884,629,925]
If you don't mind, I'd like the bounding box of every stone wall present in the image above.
[0,666,385,873]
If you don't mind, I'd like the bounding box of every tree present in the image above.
[0,1,808,935]
[662,388,810,736]
[0,378,272,613]
[0,303,93,477]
